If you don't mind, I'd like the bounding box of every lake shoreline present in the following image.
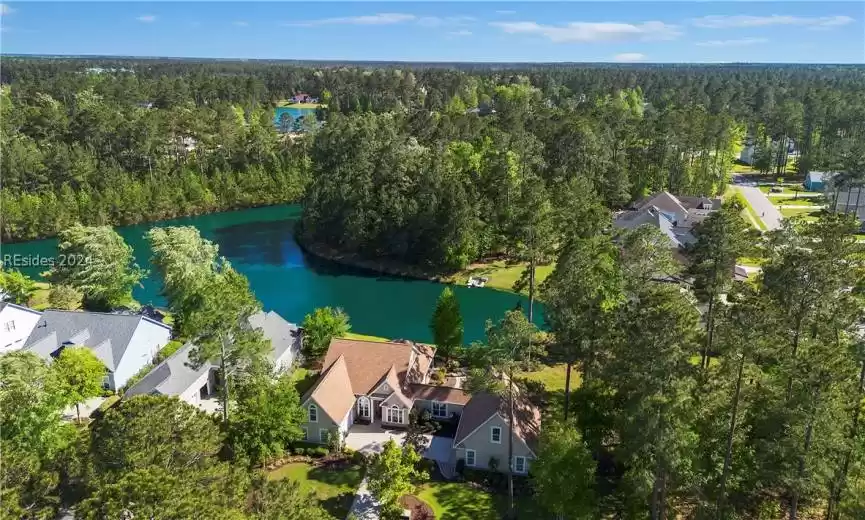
[295,234,539,298]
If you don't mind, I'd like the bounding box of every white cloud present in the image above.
[286,13,416,27]
[491,20,680,43]
[233,20,249,27]
[449,29,473,37]
[612,52,646,62]
[697,37,768,47]
[137,15,156,23]
[691,14,854,29]
[0,3,14,16]
[417,15,475,28]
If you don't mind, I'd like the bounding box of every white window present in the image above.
[301,427,308,440]
[319,429,329,443]
[431,401,448,418]
[308,404,318,422]
[4,321,14,332]
[386,405,404,423]
[465,449,476,467]
[491,426,502,444]
[358,397,371,418]
[514,456,527,474]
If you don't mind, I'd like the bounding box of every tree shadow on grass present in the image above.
[319,492,357,519]
[429,484,500,520]
[308,464,363,489]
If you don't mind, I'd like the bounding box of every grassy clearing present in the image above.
[276,101,324,109]
[342,332,390,342]
[758,185,803,195]
[519,363,573,393]
[28,282,55,310]
[446,260,554,294]
[737,256,765,268]
[268,462,363,519]
[780,207,822,218]
[771,196,826,207]
[416,481,540,520]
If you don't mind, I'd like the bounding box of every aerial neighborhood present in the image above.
[2,10,865,519]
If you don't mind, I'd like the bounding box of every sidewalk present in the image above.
[347,477,380,520]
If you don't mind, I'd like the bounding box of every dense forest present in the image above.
[3,58,865,519]
[2,58,865,246]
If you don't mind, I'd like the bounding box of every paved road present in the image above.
[738,186,783,230]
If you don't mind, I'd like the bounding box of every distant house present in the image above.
[289,92,318,104]
[804,171,827,192]
[124,310,301,411]
[299,338,541,474]
[614,191,721,251]
[24,310,172,391]
[0,302,42,354]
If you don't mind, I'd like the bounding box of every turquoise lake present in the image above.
[273,106,317,127]
[0,205,544,343]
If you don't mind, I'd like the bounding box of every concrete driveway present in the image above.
[345,423,416,454]
[737,186,783,230]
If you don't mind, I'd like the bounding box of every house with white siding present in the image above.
[0,302,42,354]
[24,309,172,391]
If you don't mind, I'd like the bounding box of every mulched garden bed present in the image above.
[401,495,434,520]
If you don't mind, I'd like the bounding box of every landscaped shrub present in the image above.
[295,447,306,456]
[312,447,329,457]
[488,456,499,472]
[349,449,367,466]
[455,458,465,475]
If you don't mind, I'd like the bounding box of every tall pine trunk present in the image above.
[507,364,515,519]
[717,352,746,518]
[563,361,573,420]
[826,360,865,520]
[789,386,820,520]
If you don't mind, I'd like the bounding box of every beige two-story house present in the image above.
[299,338,541,474]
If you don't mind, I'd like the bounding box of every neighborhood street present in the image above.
[738,186,783,230]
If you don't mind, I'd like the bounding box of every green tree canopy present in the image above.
[47,224,145,310]
[429,286,463,363]
[367,439,427,520]
[51,346,106,422]
[302,306,351,359]
[532,419,597,520]
[0,269,36,304]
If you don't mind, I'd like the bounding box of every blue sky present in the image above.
[1,2,862,63]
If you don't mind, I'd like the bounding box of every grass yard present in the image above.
[770,196,826,207]
[28,282,54,310]
[447,260,554,294]
[415,482,540,520]
[268,461,363,519]
[758,185,803,195]
[276,100,325,109]
[737,256,765,268]
[780,207,822,219]
[519,363,573,393]
[342,332,390,342]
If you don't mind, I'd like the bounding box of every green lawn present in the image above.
[28,282,55,310]
[342,332,390,342]
[268,462,363,519]
[758,185,803,195]
[291,367,319,396]
[780,207,822,218]
[447,261,554,294]
[416,482,540,520]
[771,196,826,207]
[276,100,325,109]
[737,256,765,268]
[519,363,574,393]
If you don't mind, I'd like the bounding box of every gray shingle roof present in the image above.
[125,342,215,397]
[247,310,300,365]
[24,310,171,372]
